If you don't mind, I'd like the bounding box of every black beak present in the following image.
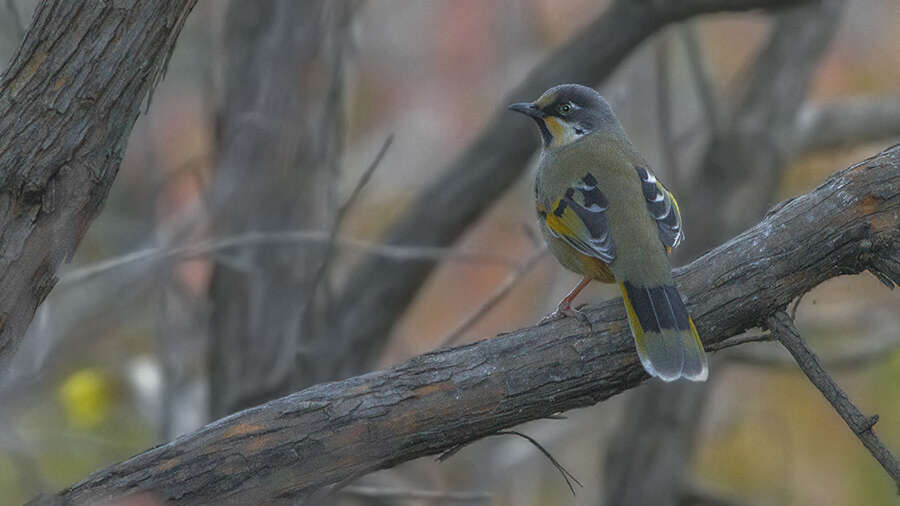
[508,102,544,119]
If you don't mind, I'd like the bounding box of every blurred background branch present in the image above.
[206,0,358,419]
[788,97,900,156]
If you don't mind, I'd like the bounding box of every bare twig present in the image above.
[767,311,900,490]
[706,332,772,353]
[337,136,394,230]
[58,231,519,287]
[727,327,900,372]
[341,485,491,503]
[306,134,394,328]
[439,430,582,497]
[438,246,548,348]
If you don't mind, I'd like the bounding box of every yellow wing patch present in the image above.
[538,177,616,263]
[543,202,579,239]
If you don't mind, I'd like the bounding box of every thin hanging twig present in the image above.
[438,429,582,497]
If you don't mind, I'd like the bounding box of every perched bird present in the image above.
[509,84,708,382]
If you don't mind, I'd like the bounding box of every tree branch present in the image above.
[333,0,812,380]
[766,311,900,490]
[788,97,900,157]
[56,231,519,287]
[39,145,900,505]
[0,0,198,371]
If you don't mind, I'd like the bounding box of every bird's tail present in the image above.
[618,281,708,382]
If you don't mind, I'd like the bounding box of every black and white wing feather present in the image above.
[635,166,684,250]
[540,173,616,263]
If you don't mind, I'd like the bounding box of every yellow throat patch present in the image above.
[543,116,584,148]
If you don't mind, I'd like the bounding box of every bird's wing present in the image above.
[635,166,684,250]
[538,173,616,263]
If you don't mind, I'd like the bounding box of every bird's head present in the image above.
[509,84,618,149]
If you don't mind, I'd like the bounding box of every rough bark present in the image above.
[0,0,198,371]
[41,145,900,505]
[332,0,811,380]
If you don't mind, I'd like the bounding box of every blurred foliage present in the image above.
[58,369,113,429]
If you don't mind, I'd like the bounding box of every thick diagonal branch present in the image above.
[767,311,900,489]
[42,145,900,505]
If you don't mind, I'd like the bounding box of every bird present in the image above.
[509,84,708,382]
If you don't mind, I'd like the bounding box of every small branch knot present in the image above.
[857,414,880,434]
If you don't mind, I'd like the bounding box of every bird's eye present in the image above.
[558,103,573,115]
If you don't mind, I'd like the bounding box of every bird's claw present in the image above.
[538,305,593,331]
[538,310,566,326]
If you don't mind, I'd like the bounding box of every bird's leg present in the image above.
[539,276,592,325]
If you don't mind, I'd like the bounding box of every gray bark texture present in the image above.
[39,144,900,505]
[330,0,811,381]
[0,0,198,371]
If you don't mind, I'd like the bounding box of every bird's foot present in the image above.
[538,309,566,326]
[538,304,592,331]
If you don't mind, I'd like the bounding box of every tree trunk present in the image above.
[0,0,198,371]
[207,0,354,418]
